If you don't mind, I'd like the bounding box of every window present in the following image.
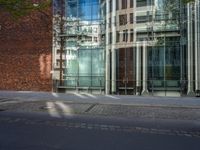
[130,29,134,42]
[136,0,146,7]
[119,14,127,25]
[109,32,112,44]
[109,0,112,12]
[130,13,134,24]
[136,15,152,23]
[109,18,111,28]
[116,0,119,10]
[130,0,133,8]
[116,31,120,42]
[123,30,128,42]
[122,0,127,9]
[136,32,147,41]
[136,16,147,23]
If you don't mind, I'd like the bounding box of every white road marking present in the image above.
[105,95,120,99]
[83,93,97,99]
[46,102,61,118]
[55,101,73,114]
[52,92,59,97]
[73,92,87,99]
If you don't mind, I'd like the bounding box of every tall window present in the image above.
[109,0,112,12]
[116,31,120,42]
[122,0,127,9]
[130,13,134,24]
[130,0,133,8]
[109,18,111,28]
[116,0,119,10]
[119,14,127,25]
[109,32,112,44]
[123,30,128,42]
[130,29,134,42]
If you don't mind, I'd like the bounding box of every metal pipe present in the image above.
[136,42,141,95]
[59,0,65,86]
[195,0,200,92]
[187,3,195,96]
[142,41,149,95]
[111,0,116,94]
[105,0,110,94]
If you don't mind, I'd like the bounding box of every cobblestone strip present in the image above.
[0,98,16,103]
[0,117,200,138]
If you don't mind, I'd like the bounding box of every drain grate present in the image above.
[84,104,97,113]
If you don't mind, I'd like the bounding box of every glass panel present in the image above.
[92,49,104,86]
[79,49,91,76]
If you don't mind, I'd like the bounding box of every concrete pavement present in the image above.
[0,90,200,121]
[0,90,200,107]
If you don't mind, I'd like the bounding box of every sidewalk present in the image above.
[0,90,200,121]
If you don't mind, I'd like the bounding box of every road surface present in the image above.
[0,111,199,150]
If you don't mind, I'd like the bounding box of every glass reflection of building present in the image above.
[53,0,105,93]
[53,0,200,97]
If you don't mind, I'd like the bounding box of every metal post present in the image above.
[105,0,110,94]
[195,0,200,93]
[136,42,141,95]
[111,0,116,94]
[59,0,65,86]
[142,41,149,95]
[187,3,195,96]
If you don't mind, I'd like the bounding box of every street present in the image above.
[0,111,200,150]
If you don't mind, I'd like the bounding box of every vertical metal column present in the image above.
[133,0,137,42]
[187,3,195,96]
[195,0,200,93]
[105,0,110,94]
[111,0,116,94]
[59,0,65,86]
[142,41,149,95]
[136,42,141,95]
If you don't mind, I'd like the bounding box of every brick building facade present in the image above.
[0,8,52,91]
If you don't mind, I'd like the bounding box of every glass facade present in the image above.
[53,0,105,92]
[53,0,200,96]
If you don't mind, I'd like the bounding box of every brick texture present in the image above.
[0,8,52,91]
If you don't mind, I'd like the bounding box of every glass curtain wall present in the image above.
[64,0,105,90]
[148,0,183,96]
[113,0,185,96]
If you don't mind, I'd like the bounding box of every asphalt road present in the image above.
[0,112,200,150]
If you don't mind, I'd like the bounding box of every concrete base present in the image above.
[152,91,181,97]
[187,91,196,97]
[142,90,149,96]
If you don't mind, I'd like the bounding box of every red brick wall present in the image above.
[0,8,52,91]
